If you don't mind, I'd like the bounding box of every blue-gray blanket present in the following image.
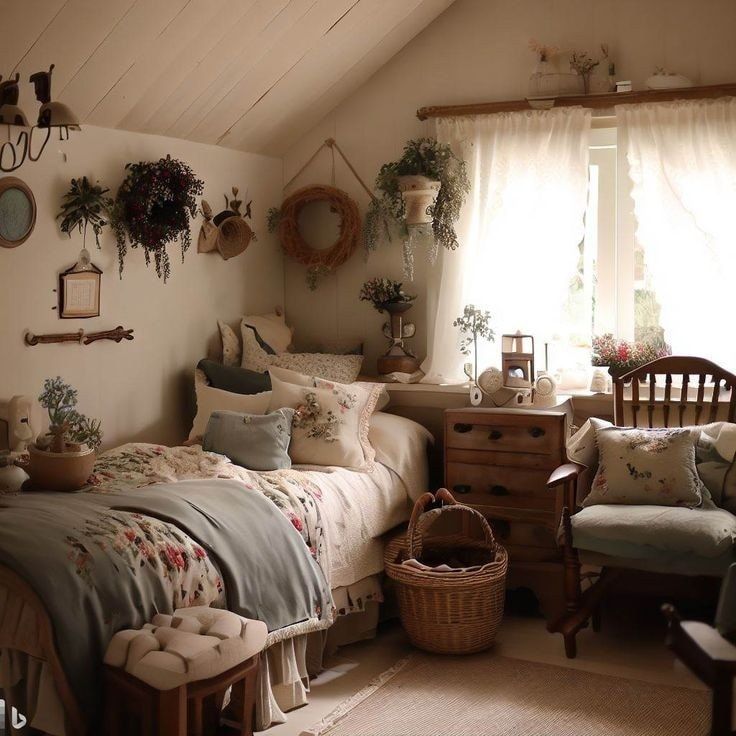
[0,479,332,725]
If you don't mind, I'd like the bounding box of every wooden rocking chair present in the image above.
[547,356,736,658]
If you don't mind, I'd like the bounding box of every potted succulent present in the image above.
[28,377,103,492]
[364,138,469,279]
[57,176,113,254]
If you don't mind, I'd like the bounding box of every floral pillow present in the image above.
[585,426,706,508]
[268,375,382,471]
[242,326,363,383]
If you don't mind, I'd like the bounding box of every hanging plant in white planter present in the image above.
[363,137,469,279]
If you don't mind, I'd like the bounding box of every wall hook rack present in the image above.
[24,326,134,346]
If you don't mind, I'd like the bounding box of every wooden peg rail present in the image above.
[24,326,135,346]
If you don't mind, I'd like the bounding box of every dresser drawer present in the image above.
[445,412,563,456]
[484,517,558,553]
[446,462,555,511]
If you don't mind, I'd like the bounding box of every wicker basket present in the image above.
[385,488,508,654]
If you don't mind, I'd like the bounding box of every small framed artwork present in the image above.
[59,261,102,319]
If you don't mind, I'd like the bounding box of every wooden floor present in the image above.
[263,597,707,736]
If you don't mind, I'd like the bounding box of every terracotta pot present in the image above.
[397,175,440,226]
[27,444,96,492]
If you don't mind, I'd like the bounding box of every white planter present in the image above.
[398,175,440,226]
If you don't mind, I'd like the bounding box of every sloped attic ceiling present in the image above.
[3,0,454,156]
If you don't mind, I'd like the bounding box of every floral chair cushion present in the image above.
[584,426,707,508]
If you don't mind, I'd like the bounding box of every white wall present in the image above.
[283,0,736,374]
[1,126,283,448]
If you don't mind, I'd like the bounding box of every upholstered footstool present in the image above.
[103,607,267,736]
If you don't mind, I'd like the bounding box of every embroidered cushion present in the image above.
[268,365,390,411]
[203,409,293,471]
[584,426,706,508]
[198,359,271,395]
[267,375,382,470]
[242,327,363,383]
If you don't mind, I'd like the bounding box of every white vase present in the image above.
[397,175,440,226]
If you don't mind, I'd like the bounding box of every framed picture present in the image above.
[59,262,102,319]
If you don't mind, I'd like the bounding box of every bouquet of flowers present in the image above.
[591,333,671,375]
[359,278,415,313]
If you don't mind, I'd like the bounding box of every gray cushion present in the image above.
[203,409,293,471]
[198,359,271,395]
[571,504,736,559]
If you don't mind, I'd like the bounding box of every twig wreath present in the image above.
[267,184,360,290]
[111,155,204,282]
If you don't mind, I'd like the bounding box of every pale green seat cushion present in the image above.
[578,547,736,577]
[571,504,736,561]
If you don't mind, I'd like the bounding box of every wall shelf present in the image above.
[416,82,736,120]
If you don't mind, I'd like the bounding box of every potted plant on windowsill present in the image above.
[27,377,103,492]
[591,333,671,381]
[364,138,469,280]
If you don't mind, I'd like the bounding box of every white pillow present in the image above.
[242,327,363,383]
[268,375,382,471]
[191,379,271,441]
[241,312,292,355]
[268,364,390,411]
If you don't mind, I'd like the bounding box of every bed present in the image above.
[0,410,431,735]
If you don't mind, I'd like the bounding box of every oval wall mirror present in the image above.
[0,177,36,248]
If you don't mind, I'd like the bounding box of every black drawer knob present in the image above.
[529,426,546,438]
[488,430,503,441]
[453,423,472,434]
[489,485,509,496]
[452,484,471,495]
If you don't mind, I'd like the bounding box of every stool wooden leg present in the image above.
[158,685,187,736]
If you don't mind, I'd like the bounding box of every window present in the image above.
[549,126,667,381]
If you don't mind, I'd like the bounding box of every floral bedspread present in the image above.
[86,442,327,571]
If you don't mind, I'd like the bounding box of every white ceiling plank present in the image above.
[238,0,454,154]
[222,0,431,151]
[190,0,359,144]
[10,0,136,100]
[59,0,189,124]
[165,0,314,141]
[138,0,264,134]
[0,0,66,77]
[94,0,231,130]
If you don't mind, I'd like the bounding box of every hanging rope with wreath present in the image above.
[268,184,361,290]
[267,139,375,290]
[111,155,204,282]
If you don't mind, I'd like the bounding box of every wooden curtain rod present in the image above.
[416,82,736,120]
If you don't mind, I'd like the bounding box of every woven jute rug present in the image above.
[302,653,709,736]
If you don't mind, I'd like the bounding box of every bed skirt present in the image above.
[0,576,383,734]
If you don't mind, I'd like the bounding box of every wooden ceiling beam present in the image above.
[416,83,736,120]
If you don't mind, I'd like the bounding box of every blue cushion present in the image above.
[203,409,293,471]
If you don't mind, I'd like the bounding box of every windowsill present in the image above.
[381,381,610,399]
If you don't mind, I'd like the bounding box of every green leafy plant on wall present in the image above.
[56,176,113,249]
[364,137,470,278]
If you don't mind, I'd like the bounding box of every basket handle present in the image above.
[407,488,498,561]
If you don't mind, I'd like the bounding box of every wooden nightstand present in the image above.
[444,407,567,619]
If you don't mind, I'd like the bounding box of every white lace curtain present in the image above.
[618,98,736,370]
[421,108,592,383]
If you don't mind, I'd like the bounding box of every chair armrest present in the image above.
[664,605,736,681]
[547,463,584,489]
